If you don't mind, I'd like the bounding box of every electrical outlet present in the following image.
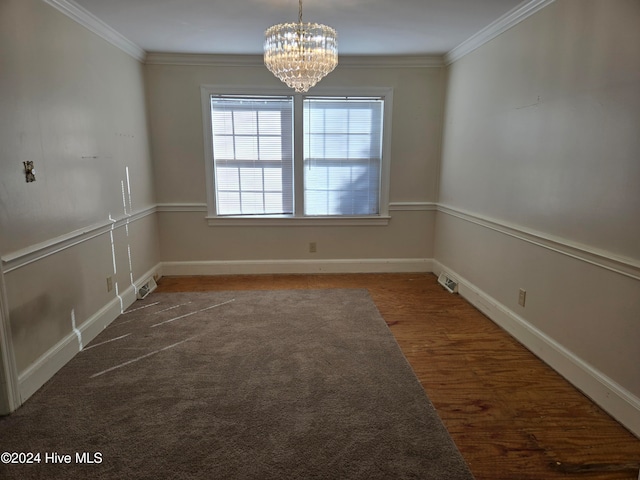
[309,242,317,253]
[106,276,113,292]
[518,288,526,307]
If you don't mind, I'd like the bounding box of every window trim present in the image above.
[200,85,393,226]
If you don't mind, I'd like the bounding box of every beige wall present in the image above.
[440,0,639,258]
[3,0,637,436]
[0,0,160,407]
[145,60,444,266]
[436,0,640,432]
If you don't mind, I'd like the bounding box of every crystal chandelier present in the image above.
[264,0,338,93]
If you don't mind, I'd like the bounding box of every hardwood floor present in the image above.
[156,273,640,480]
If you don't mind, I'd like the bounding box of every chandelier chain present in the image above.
[299,0,303,24]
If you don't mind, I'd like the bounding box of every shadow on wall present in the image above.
[8,258,84,374]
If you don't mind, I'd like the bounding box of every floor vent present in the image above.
[437,272,458,294]
[137,277,158,300]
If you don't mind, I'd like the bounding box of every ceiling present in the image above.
[72,0,526,56]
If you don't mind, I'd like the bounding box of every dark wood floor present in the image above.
[156,273,640,480]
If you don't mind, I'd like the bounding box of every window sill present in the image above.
[206,215,391,227]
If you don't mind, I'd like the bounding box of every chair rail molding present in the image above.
[1,206,156,274]
[437,204,640,281]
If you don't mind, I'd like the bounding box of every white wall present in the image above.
[145,58,445,273]
[436,0,640,435]
[0,0,160,409]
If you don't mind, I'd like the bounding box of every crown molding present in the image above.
[42,0,554,68]
[145,53,262,67]
[145,53,444,68]
[42,0,146,62]
[339,55,444,68]
[445,0,556,65]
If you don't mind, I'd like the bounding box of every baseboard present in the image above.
[161,258,434,276]
[17,264,161,404]
[433,261,640,439]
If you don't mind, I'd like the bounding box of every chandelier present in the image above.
[264,0,338,93]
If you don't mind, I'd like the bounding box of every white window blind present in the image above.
[210,96,293,215]
[303,97,384,216]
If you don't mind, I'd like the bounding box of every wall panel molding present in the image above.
[437,204,640,281]
[1,206,156,274]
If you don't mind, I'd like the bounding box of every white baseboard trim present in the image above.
[17,264,161,404]
[161,258,434,276]
[433,261,640,439]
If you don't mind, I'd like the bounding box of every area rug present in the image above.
[0,289,474,479]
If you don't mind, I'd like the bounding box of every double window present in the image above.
[201,87,392,223]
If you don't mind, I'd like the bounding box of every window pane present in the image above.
[217,191,240,215]
[233,111,257,135]
[211,95,293,215]
[213,136,235,160]
[324,109,348,133]
[259,137,282,161]
[324,135,348,159]
[241,192,264,214]
[216,167,239,190]
[304,190,328,216]
[349,109,372,134]
[263,168,283,192]
[258,111,281,135]
[240,168,263,191]
[212,111,234,135]
[235,137,258,160]
[303,98,384,216]
[328,165,350,190]
[264,193,283,211]
[305,164,327,189]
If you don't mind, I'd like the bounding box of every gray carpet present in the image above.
[0,289,474,479]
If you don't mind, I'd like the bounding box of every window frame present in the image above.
[209,95,294,216]
[200,85,393,226]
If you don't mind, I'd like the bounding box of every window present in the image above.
[304,98,384,216]
[201,86,392,224]
[210,96,293,215]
